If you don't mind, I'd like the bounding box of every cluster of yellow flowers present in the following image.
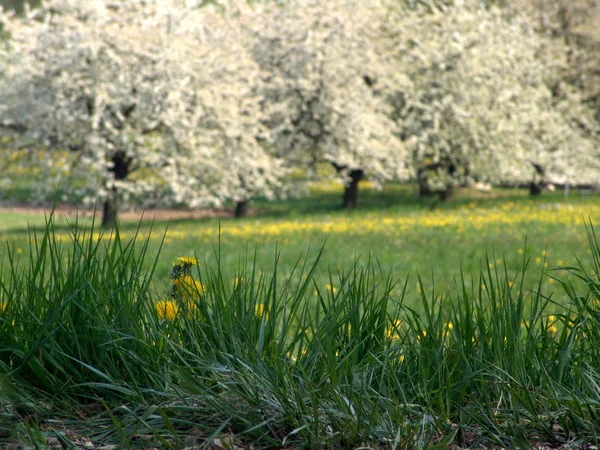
[156,256,204,321]
[93,201,600,246]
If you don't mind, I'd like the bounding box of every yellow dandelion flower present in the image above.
[399,354,405,363]
[255,303,269,320]
[325,284,337,294]
[0,302,6,312]
[234,277,244,287]
[185,301,198,317]
[385,319,402,340]
[156,300,179,321]
[174,256,197,267]
[174,274,204,299]
[517,248,524,255]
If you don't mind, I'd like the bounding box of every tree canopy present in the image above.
[1,0,598,223]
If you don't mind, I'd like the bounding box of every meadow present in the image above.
[2,184,600,448]
[3,184,599,305]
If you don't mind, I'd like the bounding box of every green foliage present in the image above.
[2,210,600,447]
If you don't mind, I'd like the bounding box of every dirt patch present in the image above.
[0,202,246,221]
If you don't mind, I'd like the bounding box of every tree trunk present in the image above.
[530,181,543,196]
[418,167,432,197]
[234,200,248,218]
[101,151,132,228]
[102,186,119,229]
[438,184,453,201]
[343,170,364,209]
[530,162,546,196]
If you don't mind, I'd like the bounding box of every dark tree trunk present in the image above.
[343,170,364,209]
[418,167,433,197]
[101,151,132,228]
[233,200,248,217]
[102,186,119,229]
[234,200,248,218]
[438,184,453,201]
[530,162,546,197]
[530,182,543,196]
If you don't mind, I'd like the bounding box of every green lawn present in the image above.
[3,184,600,448]
[2,184,598,311]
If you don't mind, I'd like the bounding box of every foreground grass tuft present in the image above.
[1,213,600,448]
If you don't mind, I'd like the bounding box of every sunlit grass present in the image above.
[2,185,598,309]
[2,210,600,447]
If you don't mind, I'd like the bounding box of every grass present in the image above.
[2,183,599,311]
[1,186,600,448]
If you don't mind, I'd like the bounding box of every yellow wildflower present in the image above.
[156,300,179,321]
[0,302,6,312]
[174,274,204,299]
[255,303,269,320]
[547,315,558,333]
[325,284,337,294]
[287,348,307,363]
[442,322,453,338]
[174,257,197,268]
[185,301,198,318]
[385,319,403,340]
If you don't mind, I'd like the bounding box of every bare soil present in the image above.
[0,201,249,221]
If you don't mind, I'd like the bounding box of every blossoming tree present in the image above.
[247,0,412,208]
[2,0,598,220]
[0,0,288,225]
[158,3,289,217]
[387,2,600,197]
